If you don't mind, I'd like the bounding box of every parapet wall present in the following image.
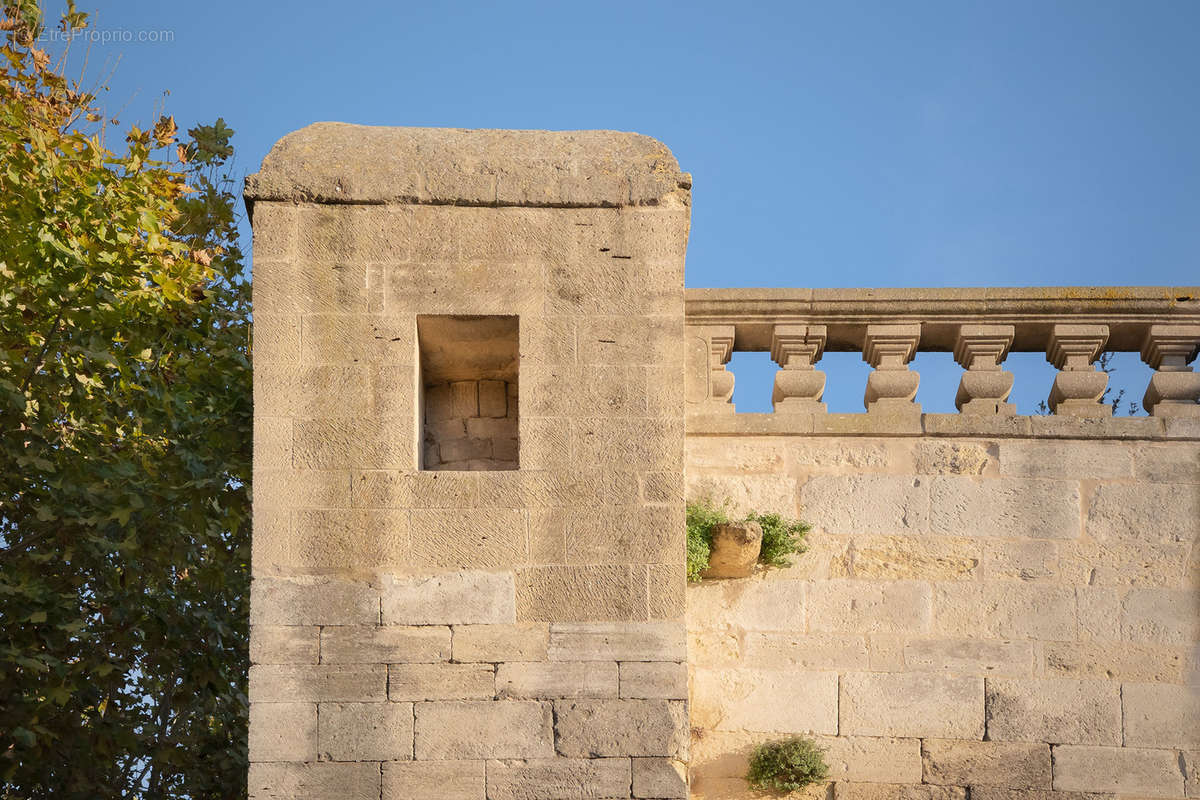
[686,431,1200,800]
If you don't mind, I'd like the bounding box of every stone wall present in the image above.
[686,433,1200,800]
[423,379,519,470]
[246,124,691,798]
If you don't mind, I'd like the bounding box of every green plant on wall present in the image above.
[746,736,830,793]
[685,499,811,581]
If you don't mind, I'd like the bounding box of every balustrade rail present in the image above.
[683,287,1200,435]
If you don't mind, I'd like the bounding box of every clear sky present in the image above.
[49,0,1200,412]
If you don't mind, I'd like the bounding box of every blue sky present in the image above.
[52,1,1199,413]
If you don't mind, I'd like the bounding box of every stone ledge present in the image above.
[685,412,1199,440]
[245,123,691,209]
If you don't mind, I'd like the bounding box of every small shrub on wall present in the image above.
[746,736,829,793]
[685,499,811,581]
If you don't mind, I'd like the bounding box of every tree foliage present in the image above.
[0,3,251,796]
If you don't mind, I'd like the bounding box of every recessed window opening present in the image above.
[417,315,518,471]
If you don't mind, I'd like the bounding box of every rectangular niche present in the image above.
[417,315,519,471]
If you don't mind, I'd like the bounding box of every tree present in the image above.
[0,3,251,796]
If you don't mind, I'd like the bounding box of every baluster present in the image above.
[863,324,921,414]
[688,325,735,412]
[770,324,827,414]
[1140,324,1200,417]
[953,324,1016,414]
[1046,324,1110,416]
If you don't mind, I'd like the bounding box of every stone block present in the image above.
[282,508,410,571]
[548,622,686,661]
[799,475,929,535]
[250,202,296,259]
[1186,751,1200,798]
[250,626,320,665]
[1043,641,1185,683]
[554,699,688,758]
[1075,587,1121,641]
[320,625,450,664]
[913,441,993,476]
[562,504,684,566]
[388,663,495,701]
[249,664,387,703]
[840,673,984,739]
[929,476,1080,539]
[318,701,413,761]
[292,416,413,470]
[648,563,687,620]
[438,436,493,463]
[1087,482,1200,548]
[968,790,1110,800]
[254,469,351,510]
[1134,443,1200,483]
[250,576,378,626]
[299,314,414,364]
[1058,537,1191,587]
[982,539,1058,581]
[1052,745,1185,796]
[254,416,293,470]
[985,678,1121,746]
[248,702,316,762]
[252,259,370,315]
[932,583,1076,640]
[414,700,553,759]
[450,380,479,417]
[632,758,687,798]
[686,473,798,519]
[253,313,300,364]
[818,736,923,784]
[691,668,838,734]
[807,580,932,634]
[696,577,806,632]
[833,784,965,800]
[687,438,789,472]
[831,536,980,581]
[1123,682,1200,749]
[999,441,1132,480]
[903,638,1035,676]
[496,661,617,699]
[486,758,632,800]
[248,762,380,800]
[409,509,525,569]
[741,633,870,671]
[620,661,687,699]
[1123,588,1200,646]
[869,634,907,671]
[382,761,484,800]
[452,623,549,663]
[921,739,1051,789]
[383,571,515,625]
[518,565,647,622]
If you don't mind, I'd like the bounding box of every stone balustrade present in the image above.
[685,287,1200,436]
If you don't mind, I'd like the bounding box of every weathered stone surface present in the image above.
[982,539,1058,581]
[985,678,1121,746]
[1123,682,1200,749]
[496,661,616,699]
[932,583,1076,640]
[548,621,685,661]
[1043,641,1185,683]
[914,441,993,475]
[414,701,553,759]
[250,625,320,665]
[383,571,515,625]
[929,476,1080,539]
[1052,745,1185,796]
[831,536,980,581]
[517,565,647,622]
[248,762,380,800]
[318,701,413,761]
[382,761,484,800]
[410,509,525,569]
[248,703,316,762]
[1086,482,1200,549]
[999,441,1132,480]
[833,784,965,800]
[452,623,549,663]
[903,638,1035,676]
[1134,443,1200,483]
[251,577,378,626]
[388,663,495,701]
[807,580,932,634]
[690,668,838,733]
[1123,588,1200,646]
[921,739,1051,789]
[840,673,983,739]
[249,664,387,703]
[800,475,928,535]
[632,757,687,798]
[320,625,450,664]
[964,791,1110,800]
[620,661,687,699]
[741,632,870,670]
[686,473,797,519]
[554,699,688,758]
[1185,750,1200,798]
[486,758,632,800]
